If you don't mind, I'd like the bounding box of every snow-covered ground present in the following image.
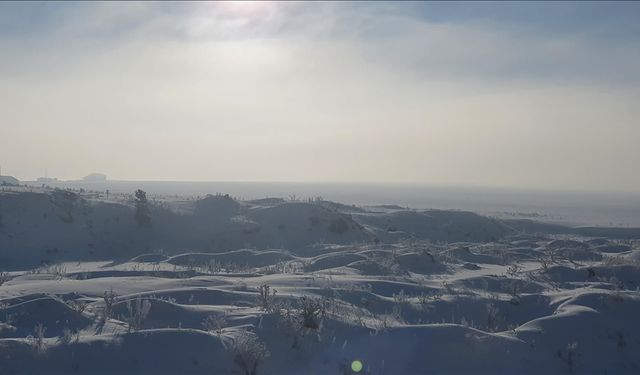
[1,186,639,374]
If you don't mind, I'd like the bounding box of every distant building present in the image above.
[0,175,20,185]
[83,173,107,182]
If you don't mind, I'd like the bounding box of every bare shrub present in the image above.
[609,276,626,302]
[31,323,47,354]
[50,264,67,279]
[31,263,67,279]
[102,289,118,321]
[157,296,176,304]
[506,263,522,277]
[392,305,407,323]
[603,256,627,267]
[257,284,276,311]
[538,255,551,272]
[0,272,10,286]
[372,315,391,334]
[441,280,456,295]
[124,296,151,331]
[298,296,326,329]
[418,289,442,305]
[503,280,521,305]
[460,316,470,327]
[232,330,270,375]
[272,301,301,348]
[51,189,78,223]
[201,313,227,335]
[271,296,329,348]
[222,261,250,274]
[393,289,409,304]
[557,341,579,373]
[133,189,151,225]
[538,247,563,271]
[486,303,499,332]
[67,300,87,314]
[204,260,223,274]
[263,261,297,275]
[57,328,80,345]
[369,254,404,276]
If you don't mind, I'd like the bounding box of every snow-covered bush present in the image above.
[231,330,270,375]
[124,296,151,331]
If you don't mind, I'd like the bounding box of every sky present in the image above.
[1,1,639,192]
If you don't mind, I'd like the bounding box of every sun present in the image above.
[220,1,271,15]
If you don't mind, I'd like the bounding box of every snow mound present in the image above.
[167,250,293,268]
[355,209,511,243]
[111,298,256,330]
[596,244,632,253]
[247,202,371,249]
[121,287,257,307]
[0,329,232,374]
[129,253,170,263]
[304,252,367,272]
[0,296,93,338]
[548,239,589,250]
[395,252,447,274]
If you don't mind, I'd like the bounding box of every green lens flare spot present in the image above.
[351,360,363,373]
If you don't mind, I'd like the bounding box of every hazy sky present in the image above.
[1,1,639,191]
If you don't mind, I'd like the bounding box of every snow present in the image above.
[1,187,640,374]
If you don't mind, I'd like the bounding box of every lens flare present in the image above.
[351,360,363,373]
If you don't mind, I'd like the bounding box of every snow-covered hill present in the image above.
[1,188,519,269]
